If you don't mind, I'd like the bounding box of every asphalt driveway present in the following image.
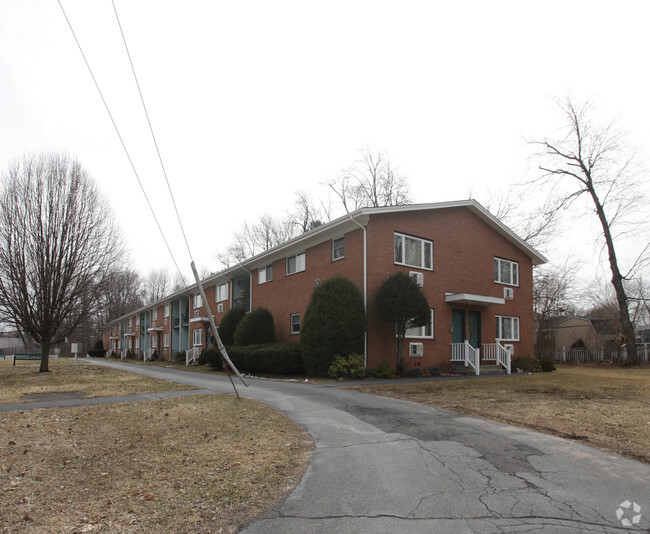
[46,360,650,532]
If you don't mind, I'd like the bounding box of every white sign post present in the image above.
[71,343,82,365]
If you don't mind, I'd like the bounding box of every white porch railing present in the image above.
[482,341,511,374]
[143,348,152,363]
[120,350,126,360]
[451,341,480,375]
[186,346,200,366]
[105,350,111,358]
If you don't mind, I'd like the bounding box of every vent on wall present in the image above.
[409,271,424,287]
[217,303,224,313]
[504,287,514,300]
[194,310,199,317]
[409,342,424,357]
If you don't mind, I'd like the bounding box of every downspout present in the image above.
[349,215,368,366]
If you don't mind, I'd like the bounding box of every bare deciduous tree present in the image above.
[0,153,125,372]
[532,98,646,363]
[101,269,143,323]
[327,149,411,213]
[142,268,172,304]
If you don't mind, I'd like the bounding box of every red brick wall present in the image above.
[365,207,534,369]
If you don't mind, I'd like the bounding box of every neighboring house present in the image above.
[104,200,546,371]
[554,316,619,353]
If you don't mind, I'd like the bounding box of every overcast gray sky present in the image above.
[1,1,648,288]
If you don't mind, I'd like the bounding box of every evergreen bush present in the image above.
[88,339,105,357]
[233,307,276,346]
[374,362,395,379]
[539,355,556,372]
[225,343,304,375]
[327,353,366,379]
[218,307,247,345]
[512,355,540,372]
[300,276,366,376]
[198,347,221,367]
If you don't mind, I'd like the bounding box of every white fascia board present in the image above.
[445,293,506,306]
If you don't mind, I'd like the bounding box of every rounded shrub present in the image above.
[233,307,276,346]
[512,355,540,372]
[217,307,247,345]
[539,355,556,372]
[300,276,366,376]
[88,339,105,358]
[327,353,367,379]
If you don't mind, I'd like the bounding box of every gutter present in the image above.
[349,214,368,366]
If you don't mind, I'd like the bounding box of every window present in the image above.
[163,333,170,347]
[215,282,228,302]
[164,304,170,317]
[290,314,300,335]
[192,328,202,346]
[151,335,158,348]
[258,265,273,284]
[128,317,132,328]
[193,294,203,309]
[136,316,140,326]
[394,232,433,270]
[128,338,133,350]
[332,236,345,261]
[286,252,305,275]
[135,338,140,349]
[495,316,520,341]
[406,309,434,338]
[494,257,519,286]
[152,309,158,321]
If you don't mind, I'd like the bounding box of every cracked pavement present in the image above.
[83,360,650,533]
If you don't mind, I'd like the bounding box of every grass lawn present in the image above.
[0,361,313,533]
[349,365,650,463]
[0,359,195,404]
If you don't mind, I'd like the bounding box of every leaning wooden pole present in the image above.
[190,262,249,398]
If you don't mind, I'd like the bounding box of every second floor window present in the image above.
[332,236,345,261]
[258,265,273,284]
[394,232,433,270]
[287,253,305,275]
[164,304,170,317]
[194,294,203,309]
[494,257,519,286]
[216,283,228,302]
[152,309,158,321]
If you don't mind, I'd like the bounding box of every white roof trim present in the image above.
[445,293,506,306]
[147,327,163,332]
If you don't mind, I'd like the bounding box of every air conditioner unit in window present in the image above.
[217,303,224,313]
[409,342,424,357]
[194,310,199,317]
[504,287,514,300]
[409,271,424,287]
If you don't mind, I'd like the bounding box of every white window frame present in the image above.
[286,252,306,275]
[258,264,273,284]
[128,317,132,328]
[163,333,170,347]
[164,304,170,317]
[152,309,158,321]
[215,282,229,302]
[192,328,202,346]
[193,294,203,309]
[494,257,519,286]
[496,315,520,341]
[128,337,133,350]
[290,313,300,335]
[151,335,158,349]
[394,232,433,270]
[406,309,434,339]
[135,338,140,349]
[332,236,345,261]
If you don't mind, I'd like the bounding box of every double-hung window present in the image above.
[290,314,300,335]
[332,236,345,261]
[406,309,435,338]
[194,294,203,309]
[215,282,228,302]
[164,304,170,317]
[286,253,305,275]
[495,316,520,341]
[494,257,519,286]
[192,328,202,346]
[163,333,170,347]
[394,232,433,270]
[152,309,158,321]
[258,265,273,284]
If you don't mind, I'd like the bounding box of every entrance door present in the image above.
[452,310,465,344]
[468,311,481,349]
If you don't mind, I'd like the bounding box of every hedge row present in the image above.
[202,342,305,376]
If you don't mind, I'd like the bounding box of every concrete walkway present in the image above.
[6,359,649,533]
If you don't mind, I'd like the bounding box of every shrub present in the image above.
[225,343,304,375]
[126,349,135,359]
[424,366,441,377]
[218,307,247,345]
[539,355,556,372]
[406,367,422,377]
[327,353,367,379]
[300,276,366,376]
[150,349,159,362]
[233,307,276,346]
[512,355,540,372]
[173,351,185,363]
[374,362,395,379]
[198,347,221,368]
[88,339,105,358]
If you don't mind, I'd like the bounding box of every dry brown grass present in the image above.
[0,394,313,533]
[0,359,193,404]
[350,365,650,463]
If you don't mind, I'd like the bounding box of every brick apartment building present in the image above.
[104,200,546,372]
